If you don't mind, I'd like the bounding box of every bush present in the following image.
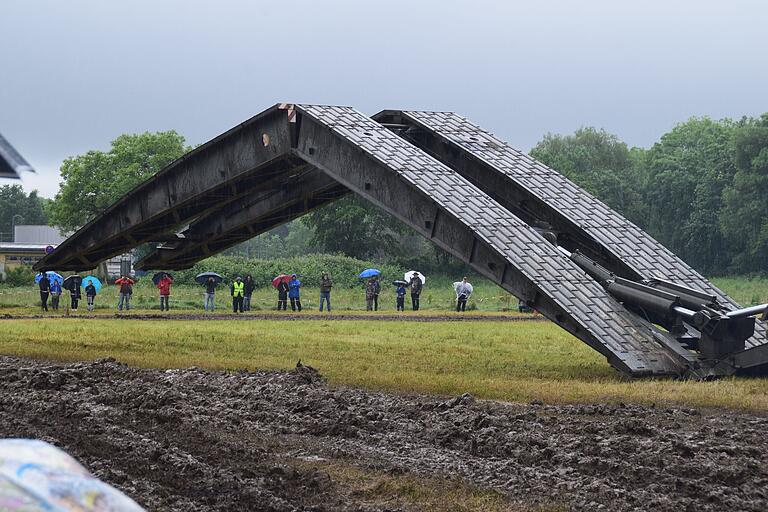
[164,254,404,288]
[2,265,37,287]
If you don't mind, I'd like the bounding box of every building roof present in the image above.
[0,243,53,253]
[14,225,67,245]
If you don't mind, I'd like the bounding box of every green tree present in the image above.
[720,114,768,273]
[49,131,187,232]
[0,185,49,241]
[642,117,736,273]
[302,196,412,260]
[530,127,647,225]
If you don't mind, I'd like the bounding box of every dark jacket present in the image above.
[244,278,255,297]
[205,280,217,294]
[319,276,333,293]
[85,283,97,297]
[277,281,289,299]
[373,279,381,295]
[70,286,81,299]
[38,276,50,292]
[409,278,423,295]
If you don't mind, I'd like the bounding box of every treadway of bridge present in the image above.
[34,103,768,378]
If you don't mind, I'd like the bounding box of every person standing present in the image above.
[243,275,255,311]
[372,277,381,311]
[115,275,134,311]
[409,272,423,311]
[37,272,50,312]
[204,277,217,312]
[455,276,472,312]
[395,282,406,311]
[276,279,289,311]
[319,272,332,312]
[231,276,245,313]
[288,274,302,312]
[365,278,376,311]
[85,280,97,312]
[50,278,62,310]
[70,280,81,311]
[157,274,173,311]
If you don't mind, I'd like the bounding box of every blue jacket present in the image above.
[288,278,301,298]
[50,281,62,294]
[396,285,406,298]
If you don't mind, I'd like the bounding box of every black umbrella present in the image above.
[152,271,172,285]
[392,280,408,286]
[62,275,82,292]
[195,271,223,284]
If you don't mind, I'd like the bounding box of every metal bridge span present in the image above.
[35,103,768,378]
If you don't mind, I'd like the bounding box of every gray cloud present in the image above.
[2,0,766,197]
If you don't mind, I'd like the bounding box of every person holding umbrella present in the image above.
[115,275,134,311]
[288,274,302,312]
[205,277,217,311]
[63,275,82,311]
[37,270,50,312]
[393,280,407,311]
[155,273,173,311]
[231,276,245,313]
[407,271,424,311]
[85,279,98,312]
[50,276,62,310]
[454,276,473,312]
[365,278,378,311]
[274,275,289,311]
[319,272,332,312]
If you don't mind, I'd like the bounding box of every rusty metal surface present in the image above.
[296,104,687,376]
[393,110,766,350]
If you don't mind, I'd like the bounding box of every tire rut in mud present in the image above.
[0,356,766,511]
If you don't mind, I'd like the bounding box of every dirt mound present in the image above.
[0,356,766,511]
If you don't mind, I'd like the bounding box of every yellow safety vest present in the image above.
[233,281,244,297]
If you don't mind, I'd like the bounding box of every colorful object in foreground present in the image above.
[0,439,144,511]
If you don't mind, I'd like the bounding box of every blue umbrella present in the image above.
[34,271,63,285]
[359,268,381,279]
[82,275,102,293]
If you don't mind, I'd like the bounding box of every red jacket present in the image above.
[157,276,173,295]
[115,277,134,295]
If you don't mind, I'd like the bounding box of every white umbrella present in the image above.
[404,270,425,284]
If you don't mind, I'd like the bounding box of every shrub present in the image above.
[3,265,37,287]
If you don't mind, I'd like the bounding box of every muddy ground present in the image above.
[0,356,766,511]
[1,312,543,322]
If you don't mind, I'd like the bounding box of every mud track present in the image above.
[0,312,545,322]
[0,357,766,511]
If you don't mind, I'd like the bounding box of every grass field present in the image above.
[2,316,767,411]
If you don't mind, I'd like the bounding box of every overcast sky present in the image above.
[2,0,767,198]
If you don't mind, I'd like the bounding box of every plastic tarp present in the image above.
[0,439,144,511]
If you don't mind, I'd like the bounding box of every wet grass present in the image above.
[296,459,563,512]
[2,317,768,411]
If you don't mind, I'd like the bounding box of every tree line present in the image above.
[9,111,766,277]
